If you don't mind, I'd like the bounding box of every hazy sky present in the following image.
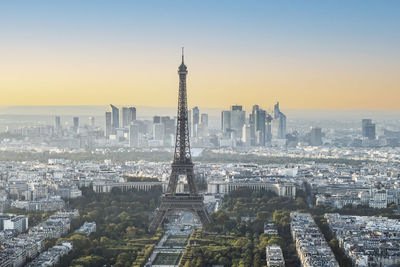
[0,1,399,109]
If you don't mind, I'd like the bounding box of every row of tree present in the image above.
[55,186,163,267]
[179,188,304,267]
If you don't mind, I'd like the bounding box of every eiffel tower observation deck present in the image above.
[148,49,211,232]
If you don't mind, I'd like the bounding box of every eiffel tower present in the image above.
[148,49,211,232]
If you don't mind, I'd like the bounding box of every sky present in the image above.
[0,1,399,110]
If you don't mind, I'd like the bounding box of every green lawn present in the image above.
[153,252,182,265]
[164,235,188,247]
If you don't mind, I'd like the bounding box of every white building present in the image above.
[3,215,28,233]
[369,189,388,209]
[207,178,296,198]
[266,245,285,267]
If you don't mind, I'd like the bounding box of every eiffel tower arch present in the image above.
[148,49,211,232]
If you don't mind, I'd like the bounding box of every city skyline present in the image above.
[1,2,400,267]
[0,1,399,109]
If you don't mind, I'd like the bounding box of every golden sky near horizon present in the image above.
[0,47,399,110]
[0,1,399,110]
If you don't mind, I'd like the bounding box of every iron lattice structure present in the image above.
[148,50,211,232]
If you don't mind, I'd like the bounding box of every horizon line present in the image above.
[0,105,399,111]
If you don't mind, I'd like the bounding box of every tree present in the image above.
[71,255,106,267]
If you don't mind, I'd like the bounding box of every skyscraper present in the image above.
[191,106,200,137]
[274,102,281,119]
[266,114,273,142]
[129,107,136,122]
[230,105,245,139]
[365,125,376,140]
[278,113,286,139]
[153,116,161,123]
[121,107,130,128]
[153,123,165,141]
[249,105,258,145]
[231,105,242,111]
[242,124,252,146]
[73,117,79,133]
[221,111,231,133]
[110,104,119,131]
[362,119,376,140]
[105,112,112,138]
[161,116,175,137]
[310,127,323,146]
[254,108,266,146]
[55,116,61,130]
[274,102,287,139]
[362,119,372,136]
[120,106,136,128]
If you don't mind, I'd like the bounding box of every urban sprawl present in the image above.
[1,103,400,267]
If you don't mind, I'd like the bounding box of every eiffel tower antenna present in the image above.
[149,50,211,232]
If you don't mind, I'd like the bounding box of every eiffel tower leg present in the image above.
[166,170,179,195]
[186,167,197,195]
[194,206,211,226]
[148,207,168,232]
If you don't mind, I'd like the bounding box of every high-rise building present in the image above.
[55,116,61,130]
[249,106,258,145]
[221,111,231,133]
[153,116,161,124]
[191,106,200,124]
[362,119,376,140]
[274,102,287,139]
[110,104,119,131]
[151,116,175,144]
[121,107,136,127]
[201,113,208,127]
[192,107,199,122]
[266,114,273,142]
[105,112,112,138]
[88,116,95,127]
[129,123,139,147]
[255,108,266,146]
[230,105,246,139]
[310,127,323,146]
[274,102,281,119]
[191,106,200,137]
[362,119,372,136]
[242,124,252,146]
[129,107,137,122]
[73,117,79,133]
[121,107,130,128]
[153,123,165,141]
[252,105,259,114]
[161,116,175,136]
[277,113,286,139]
[365,124,376,140]
[231,105,242,111]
